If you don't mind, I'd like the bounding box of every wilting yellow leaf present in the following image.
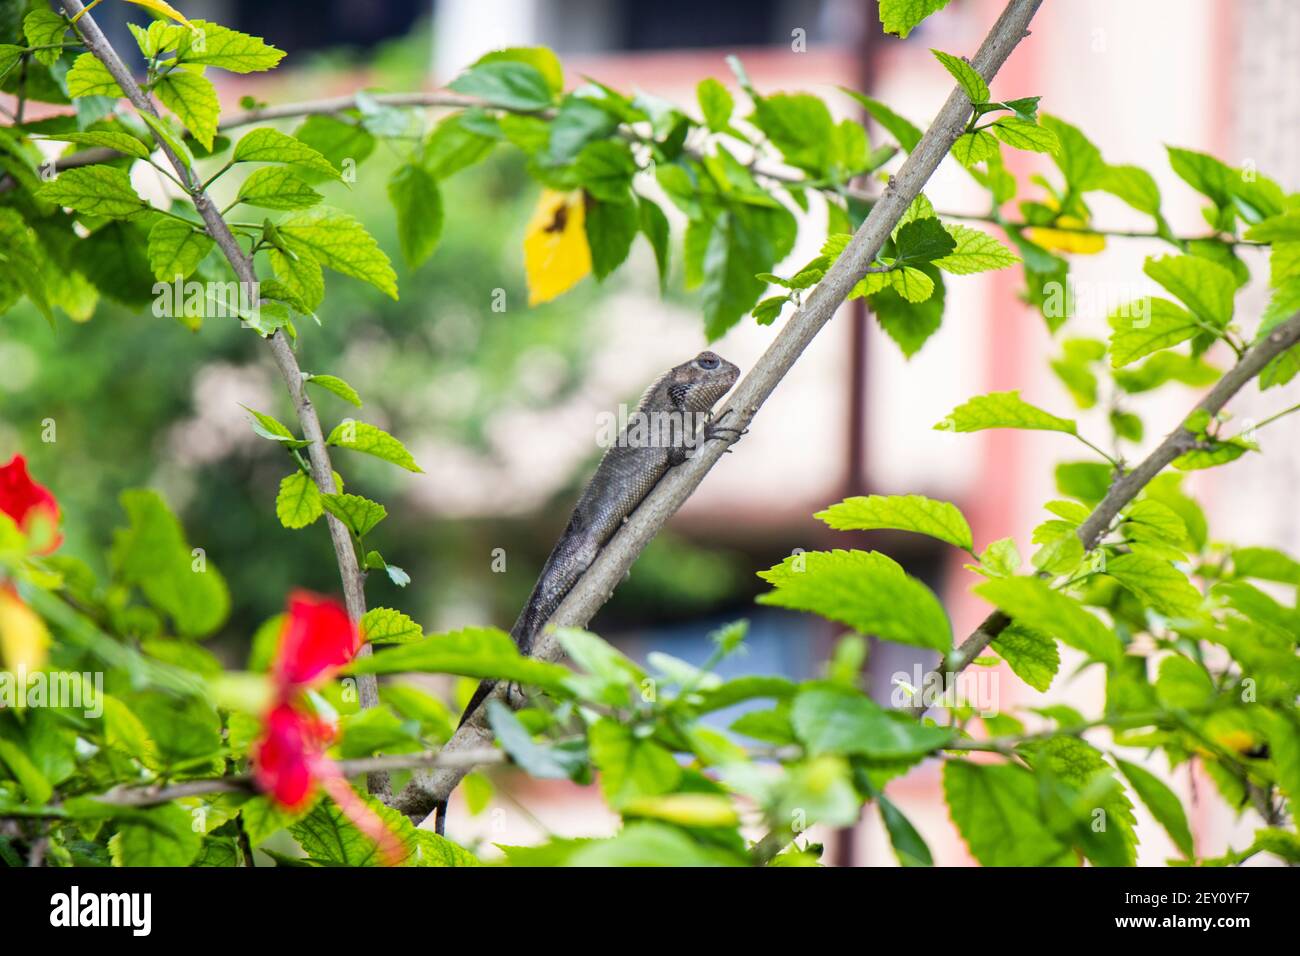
[523,189,591,305]
[1026,215,1106,255]
[120,0,191,24]
[0,588,49,673]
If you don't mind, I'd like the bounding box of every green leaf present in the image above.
[361,607,423,645]
[574,140,636,203]
[990,117,1059,154]
[326,420,422,472]
[1166,145,1234,211]
[172,20,284,73]
[879,0,953,38]
[306,374,362,407]
[23,10,66,67]
[889,266,934,302]
[111,802,203,866]
[1107,297,1201,368]
[156,69,219,150]
[750,93,835,175]
[1105,552,1203,618]
[878,794,933,866]
[348,626,573,694]
[233,127,341,180]
[935,390,1076,434]
[976,537,1021,577]
[1231,546,1300,585]
[1143,254,1235,329]
[697,77,734,131]
[975,576,1122,664]
[589,718,681,808]
[486,702,581,780]
[791,685,951,758]
[932,225,1020,274]
[931,49,988,103]
[65,53,123,97]
[421,112,495,178]
[1115,758,1194,858]
[893,217,957,263]
[585,194,639,280]
[290,792,414,866]
[951,130,998,167]
[943,761,1072,866]
[991,624,1059,692]
[840,89,922,152]
[275,471,322,529]
[35,130,150,160]
[1039,114,1105,190]
[294,114,376,175]
[816,494,972,551]
[276,208,398,300]
[320,493,387,538]
[241,405,307,446]
[38,166,147,219]
[388,162,444,268]
[111,489,230,637]
[1098,164,1162,216]
[638,195,670,293]
[449,61,554,111]
[757,549,952,652]
[147,217,214,281]
[138,112,195,170]
[235,166,323,210]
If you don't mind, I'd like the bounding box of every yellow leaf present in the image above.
[0,588,50,673]
[121,0,190,24]
[523,189,591,305]
[1026,215,1106,255]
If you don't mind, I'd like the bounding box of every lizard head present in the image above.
[669,350,740,411]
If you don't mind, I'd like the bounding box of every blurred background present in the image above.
[2,0,1296,864]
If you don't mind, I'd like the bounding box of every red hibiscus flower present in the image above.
[274,590,359,688]
[252,702,332,811]
[0,455,61,553]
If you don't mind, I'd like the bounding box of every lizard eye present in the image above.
[696,354,720,370]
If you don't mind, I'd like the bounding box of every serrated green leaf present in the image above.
[990,117,1059,154]
[952,130,998,167]
[879,0,953,39]
[275,471,322,529]
[935,390,1076,434]
[172,20,284,73]
[889,266,934,302]
[388,162,444,268]
[975,576,1122,664]
[449,61,554,111]
[326,420,421,472]
[235,166,323,210]
[816,494,972,551]
[792,684,951,758]
[35,130,150,160]
[1115,758,1194,858]
[320,493,387,538]
[1105,552,1203,618]
[276,208,398,300]
[233,127,341,180]
[1107,297,1201,368]
[1143,254,1235,329]
[992,623,1059,692]
[361,607,424,645]
[943,761,1073,866]
[932,224,1020,274]
[931,49,988,103]
[348,626,573,694]
[38,166,147,218]
[147,217,214,281]
[757,549,952,652]
[65,53,123,97]
[306,374,361,407]
[156,69,219,150]
[111,802,203,866]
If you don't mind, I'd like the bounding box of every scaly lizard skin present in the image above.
[434,350,740,833]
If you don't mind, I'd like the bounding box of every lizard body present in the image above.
[434,350,740,833]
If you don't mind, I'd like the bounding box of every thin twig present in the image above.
[57,0,387,795]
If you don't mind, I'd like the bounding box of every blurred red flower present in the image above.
[0,455,61,553]
[252,702,332,811]
[274,590,359,688]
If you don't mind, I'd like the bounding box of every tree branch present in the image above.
[907,308,1300,716]
[397,0,1047,827]
[57,0,386,794]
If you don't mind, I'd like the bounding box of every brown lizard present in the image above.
[434,350,741,833]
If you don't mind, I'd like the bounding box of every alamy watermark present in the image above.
[890,663,1000,717]
[152,277,260,326]
[596,405,712,450]
[0,666,103,718]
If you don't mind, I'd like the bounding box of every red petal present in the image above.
[252,702,325,810]
[274,590,359,687]
[0,455,61,553]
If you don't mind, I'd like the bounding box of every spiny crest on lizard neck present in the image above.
[659,350,740,412]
